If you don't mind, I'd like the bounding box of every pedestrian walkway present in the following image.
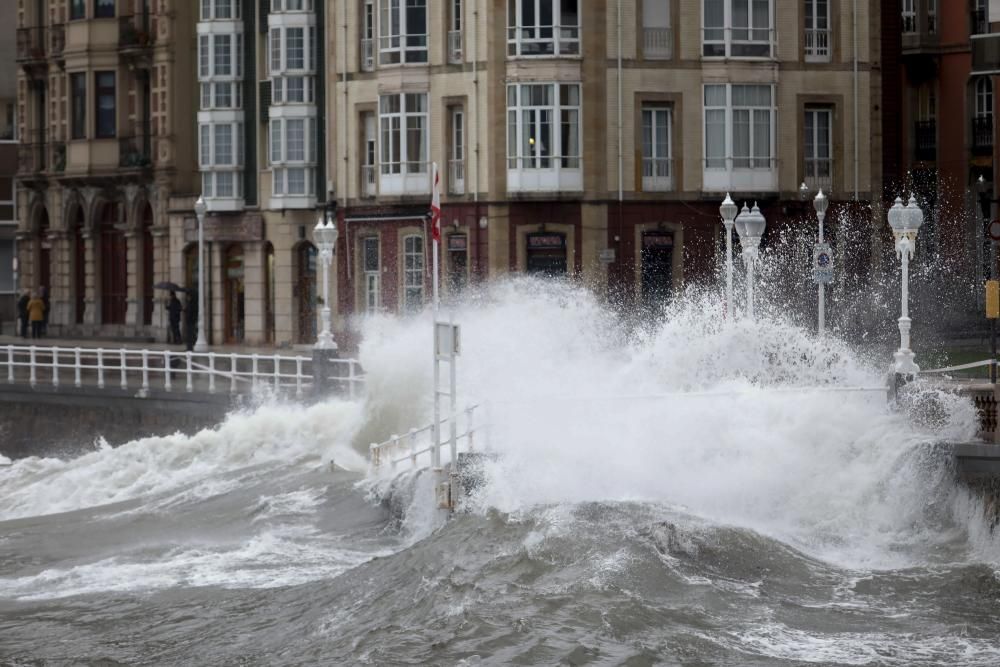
[0,334,318,356]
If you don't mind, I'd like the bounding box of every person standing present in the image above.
[27,292,45,339]
[183,291,198,351]
[16,289,29,338]
[40,286,50,337]
[167,291,183,344]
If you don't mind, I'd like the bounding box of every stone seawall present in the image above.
[0,385,237,459]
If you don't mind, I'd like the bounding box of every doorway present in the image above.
[223,244,245,344]
[295,242,317,343]
[526,232,567,276]
[640,231,674,310]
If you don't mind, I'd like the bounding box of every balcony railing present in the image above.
[973,115,994,155]
[50,24,65,59]
[361,164,376,197]
[804,157,833,193]
[119,15,154,50]
[915,120,937,161]
[902,11,917,34]
[51,141,66,172]
[119,126,152,168]
[448,30,462,63]
[17,131,47,174]
[972,9,988,36]
[641,156,673,191]
[449,159,465,194]
[507,25,580,57]
[360,38,374,71]
[16,27,47,62]
[804,28,830,60]
[643,27,672,59]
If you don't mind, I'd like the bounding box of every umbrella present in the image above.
[153,281,193,294]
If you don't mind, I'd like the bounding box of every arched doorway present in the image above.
[223,243,245,344]
[71,203,86,324]
[295,242,317,344]
[264,242,275,344]
[141,203,154,326]
[98,201,127,325]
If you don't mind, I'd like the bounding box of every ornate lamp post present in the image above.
[313,197,339,351]
[719,194,738,319]
[193,196,208,352]
[735,202,767,321]
[814,189,829,335]
[887,194,925,377]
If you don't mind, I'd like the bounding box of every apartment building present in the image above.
[1,3,17,327]
[14,0,197,338]
[326,0,881,320]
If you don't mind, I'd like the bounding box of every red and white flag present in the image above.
[430,162,441,242]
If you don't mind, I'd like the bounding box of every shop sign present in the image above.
[184,214,264,243]
[527,233,565,249]
[448,235,468,251]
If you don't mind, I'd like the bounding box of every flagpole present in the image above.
[431,161,441,314]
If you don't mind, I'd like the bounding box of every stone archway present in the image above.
[97,200,127,326]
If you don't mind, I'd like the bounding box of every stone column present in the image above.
[48,230,71,330]
[274,239,295,347]
[211,241,223,345]
[243,241,264,345]
[123,185,141,331]
[151,225,170,341]
[82,229,98,327]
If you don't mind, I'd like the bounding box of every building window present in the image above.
[973,0,988,35]
[361,0,375,71]
[201,0,240,20]
[363,236,380,313]
[95,71,116,138]
[70,0,86,20]
[379,0,428,65]
[506,83,581,191]
[71,73,87,140]
[804,106,832,192]
[507,0,579,57]
[804,0,829,61]
[915,84,936,161]
[977,77,994,118]
[379,93,429,194]
[269,26,316,105]
[199,33,244,110]
[703,0,772,58]
[927,0,936,34]
[641,105,672,192]
[642,0,672,59]
[271,0,314,11]
[703,84,776,191]
[199,122,244,199]
[95,0,115,18]
[403,234,424,312]
[448,0,463,63]
[270,117,317,199]
[901,0,916,33]
[449,107,465,194]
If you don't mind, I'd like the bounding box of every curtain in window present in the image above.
[752,110,770,166]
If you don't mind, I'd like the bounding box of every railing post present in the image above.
[51,347,59,387]
[97,348,105,389]
[295,357,303,397]
[120,348,128,390]
[208,352,216,394]
[230,353,238,393]
[466,405,475,451]
[29,346,36,387]
[185,351,193,392]
[390,435,399,471]
[74,347,82,388]
[273,355,281,391]
[252,353,259,389]
[409,428,418,467]
[141,349,149,392]
[7,345,13,384]
[163,350,172,392]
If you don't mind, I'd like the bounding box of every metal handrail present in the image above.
[370,404,480,471]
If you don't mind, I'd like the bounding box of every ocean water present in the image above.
[1,280,998,666]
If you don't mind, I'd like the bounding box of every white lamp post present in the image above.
[735,202,767,321]
[887,194,925,377]
[719,194,738,319]
[313,211,339,351]
[814,189,829,335]
[193,196,208,352]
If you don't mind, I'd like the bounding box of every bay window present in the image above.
[379,93,429,194]
[507,0,579,57]
[703,84,776,191]
[270,25,316,105]
[403,234,425,312]
[199,122,244,201]
[507,83,581,192]
[199,32,244,110]
[271,0,314,10]
[201,0,240,20]
[703,0,772,58]
[270,116,317,201]
[379,0,428,65]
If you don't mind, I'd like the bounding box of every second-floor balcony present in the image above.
[119,126,152,169]
[643,27,672,59]
[804,28,830,61]
[804,157,833,193]
[17,130,47,175]
[915,120,937,161]
[119,15,154,50]
[449,158,465,194]
[361,38,374,71]
[448,30,462,63]
[642,156,673,192]
[16,27,47,64]
[973,115,994,155]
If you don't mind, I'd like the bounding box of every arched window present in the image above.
[976,77,993,119]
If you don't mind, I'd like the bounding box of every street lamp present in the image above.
[193,196,208,352]
[799,182,810,201]
[719,194,738,319]
[813,189,830,335]
[735,202,767,321]
[887,194,925,378]
[313,196,339,351]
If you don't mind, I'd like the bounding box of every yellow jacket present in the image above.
[27,298,45,322]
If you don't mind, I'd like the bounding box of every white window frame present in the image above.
[270,116,317,204]
[901,0,916,34]
[198,32,244,110]
[199,121,244,203]
[506,82,582,192]
[703,0,773,59]
[402,234,425,312]
[361,0,376,71]
[271,0,314,12]
[642,0,672,59]
[976,77,993,119]
[201,0,240,20]
[363,236,380,314]
[641,105,673,192]
[804,0,830,62]
[702,83,777,192]
[450,107,465,194]
[379,0,428,65]
[507,0,580,57]
[804,106,832,192]
[378,93,430,194]
[269,24,316,105]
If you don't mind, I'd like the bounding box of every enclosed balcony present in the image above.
[119,129,152,169]
[17,130,47,174]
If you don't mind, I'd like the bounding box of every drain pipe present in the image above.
[342,0,351,284]
[853,0,859,201]
[617,0,623,205]
[473,1,481,280]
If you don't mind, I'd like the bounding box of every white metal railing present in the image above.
[804,158,833,193]
[804,28,830,60]
[370,404,480,471]
[507,25,580,57]
[643,27,672,59]
[361,164,376,197]
[360,38,374,71]
[3,345,366,399]
[642,156,673,192]
[448,29,462,63]
[449,158,465,194]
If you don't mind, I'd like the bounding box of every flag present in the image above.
[430,162,441,242]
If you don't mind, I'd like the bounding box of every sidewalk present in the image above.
[0,334,319,357]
